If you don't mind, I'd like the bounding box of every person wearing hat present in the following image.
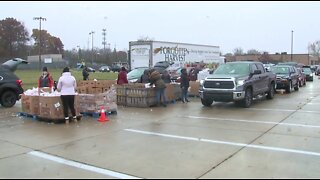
[38,66,54,94]
[57,67,77,124]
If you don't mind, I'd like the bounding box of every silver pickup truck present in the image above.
[199,61,276,108]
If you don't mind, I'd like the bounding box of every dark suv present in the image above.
[0,58,27,107]
[270,65,300,93]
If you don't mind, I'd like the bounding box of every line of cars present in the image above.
[199,61,316,108]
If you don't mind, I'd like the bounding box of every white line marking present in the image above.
[28,151,140,179]
[248,108,320,114]
[183,116,320,128]
[124,129,320,157]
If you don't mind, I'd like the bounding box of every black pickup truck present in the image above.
[199,61,276,108]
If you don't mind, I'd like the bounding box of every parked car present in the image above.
[310,65,319,73]
[270,65,300,93]
[200,61,276,108]
[296,68,307,87]
[0,58,28,107]
[87,67,96,72]
[99,66,110,72]
[153,61,174,75]
[127,67,149,83]
[315,66,320,76]
[111,65,121,72]
[303,66,314,81]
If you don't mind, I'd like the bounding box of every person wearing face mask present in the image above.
[38,67,54,94]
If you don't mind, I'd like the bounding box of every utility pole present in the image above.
[291,30,294,62]
[33,16,46,71]
[89,31,95,65]
[102,29,107,52]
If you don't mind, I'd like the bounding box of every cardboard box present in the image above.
[189,81,200,96]
[30,96,40,115]
[21,94,31,114]
[39,95,79,119]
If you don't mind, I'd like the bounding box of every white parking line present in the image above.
[28,151,140,179]
[124,129,320,157]
[182,115,320,128]
[248,108,320,114]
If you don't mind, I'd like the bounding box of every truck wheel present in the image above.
[286,81,292,94]
[201,98,213,107]
[266,83,275,100]
[0,91,17,108]
[240,88,252,108]
[294,82,299,91]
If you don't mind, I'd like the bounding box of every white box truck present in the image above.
[129,41,224,70]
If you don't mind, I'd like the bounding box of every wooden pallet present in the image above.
[38,115,83,124]
[80,111,117,118]
[17,112,38,120]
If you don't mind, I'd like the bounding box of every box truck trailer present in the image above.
[129,41,224,70]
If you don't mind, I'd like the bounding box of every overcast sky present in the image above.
[2,1,320,54]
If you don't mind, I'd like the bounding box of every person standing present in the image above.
[57,67,77,124]
[139,69,150,83]
[38,67,54,94]
[82,66,89,80]
[117,67,129,85]
[161,70,171,84]
[150,70,167,107]
[180,68,190,103]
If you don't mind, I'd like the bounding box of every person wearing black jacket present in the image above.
[180,68,190,103]
[82,66,89,80]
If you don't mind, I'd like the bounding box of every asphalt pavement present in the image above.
[0,77,320,178]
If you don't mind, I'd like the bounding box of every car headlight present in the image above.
[310,74,313,77]
[236,80,245,86]
[200,80,204,86]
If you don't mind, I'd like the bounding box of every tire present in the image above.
[240,88,252,108]
[286,81,292,94]
[0,91,17,108]
[201,98,213,107]
[294,82,299,91]
[266,83,275,100]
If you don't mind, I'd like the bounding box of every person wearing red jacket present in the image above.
[117,67,128,85]
[38,67,54,93]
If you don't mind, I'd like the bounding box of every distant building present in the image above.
[18,54,68,70]
[225,53,319,65]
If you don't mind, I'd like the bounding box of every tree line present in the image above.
[0,17,127,66]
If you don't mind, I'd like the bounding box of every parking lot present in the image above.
[0,78,319,178]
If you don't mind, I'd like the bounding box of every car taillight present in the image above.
[16,80,23,87]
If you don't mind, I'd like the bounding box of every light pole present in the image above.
[33,16,46,71]
[77,45,80,61]
[89,31,95,65]
[291,30,294,62]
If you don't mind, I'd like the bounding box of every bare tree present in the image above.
[233,47,244,55]
[247,49,261,55]
[308,41,320,62]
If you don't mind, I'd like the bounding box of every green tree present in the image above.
[0,17,29,59]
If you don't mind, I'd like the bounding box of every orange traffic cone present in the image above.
[98,106,109,122]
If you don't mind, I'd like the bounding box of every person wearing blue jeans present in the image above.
[180,68,190,103]
[150,70,167,107]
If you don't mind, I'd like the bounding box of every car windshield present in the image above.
[271,67,289,74]
[127,68,148,79]
[214,63,250,75]
[303,68,312,74]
